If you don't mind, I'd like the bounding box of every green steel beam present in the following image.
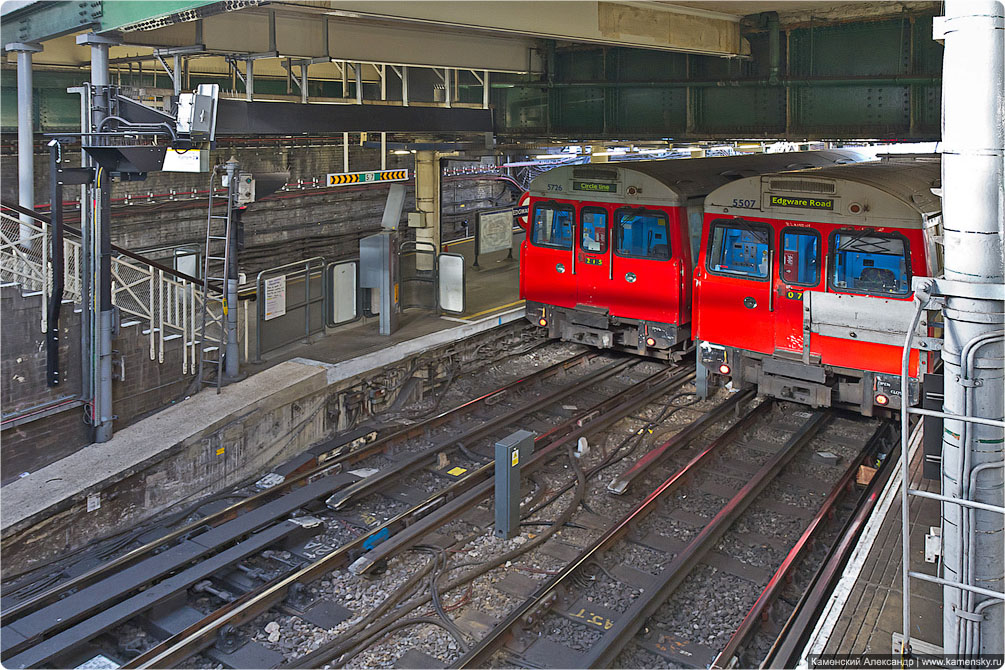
[98,0,218,33]
[1,0,219,46]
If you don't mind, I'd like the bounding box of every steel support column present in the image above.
[77,31,121,443]
[5,42,42,247]
[414,150,440,272]
[224,159,241,382]
[936,0,1005,658]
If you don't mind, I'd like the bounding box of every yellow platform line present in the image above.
[461,299,525,320]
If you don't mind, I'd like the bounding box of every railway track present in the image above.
[444,403,890,670]
[1,346,694,669]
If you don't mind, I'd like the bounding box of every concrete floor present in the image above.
[244,234,523,374]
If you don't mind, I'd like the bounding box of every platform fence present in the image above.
[0,209,221,375]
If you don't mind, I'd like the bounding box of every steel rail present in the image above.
[454,397,771,668]
[348,365,696,577]
[760,430,902,669]
[711,419,895,669]
[122,363,693,669]
[581,408,835,668]
[0,349,594,624]
[326,355,636,509]
[608,387,756,494]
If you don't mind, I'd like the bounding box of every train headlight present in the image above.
[718,364,731,375]
[538,317,548,327]
[875,393,890,406]
[645,337,657,347]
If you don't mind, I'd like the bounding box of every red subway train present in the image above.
[694,156,942,415]
[520,152,942,413]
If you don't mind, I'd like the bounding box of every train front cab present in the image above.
[520,167,693,360]
[693,163,942,416]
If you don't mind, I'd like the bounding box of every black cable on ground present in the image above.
[292,446,588,669]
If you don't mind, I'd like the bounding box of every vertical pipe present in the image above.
[77,32,119,443]
[354,62,362,104]
[401,65,409,107]
[482,70,490,109]
[224,159,240,380]
[173,54,182,96]
[444,68,452,108]
[381,132,387,171]
[245,58,254,101]
[5,43,42,247]
[379,64,386,101]
[765,12,781,86]
[343,132,350,172]
[936,0,1005,658]
[300,62,309,103]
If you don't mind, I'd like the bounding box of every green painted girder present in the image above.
[493,12,943,141]
[2,0,219,46]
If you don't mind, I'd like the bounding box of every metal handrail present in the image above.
[0,209,219,375]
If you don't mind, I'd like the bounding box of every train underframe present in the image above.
[526,301,691,362]
[697,341,922,417]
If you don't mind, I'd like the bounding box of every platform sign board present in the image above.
[162,147,209,172]
[326,169,409,187]
[477,208,515,256]
[264,275,287,320]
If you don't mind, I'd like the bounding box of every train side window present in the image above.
[580,207,608,254]
[780,228,821,286]
[531,203,574,250]
[706,220,771,280]
[829,231,911,296]
[614,208,670,261]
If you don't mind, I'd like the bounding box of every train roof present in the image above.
[705,155,941,228]
[528,150,868,205]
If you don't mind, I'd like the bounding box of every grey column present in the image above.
[937,0,1005,659]
[5,42,42,247]
[77,31,121,443]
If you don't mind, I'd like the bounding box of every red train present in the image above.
[694,157,942,415]
[520,152,942,413]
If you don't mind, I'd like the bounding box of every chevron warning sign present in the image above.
[326,169,409,187]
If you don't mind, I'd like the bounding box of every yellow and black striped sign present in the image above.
[326,169,409,187]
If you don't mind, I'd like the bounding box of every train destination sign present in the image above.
[769,195,834,210]
[573,181,617,194]
[326,169,409,187]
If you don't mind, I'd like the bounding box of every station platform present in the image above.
[804,427,944,663]
[0,242,526,576]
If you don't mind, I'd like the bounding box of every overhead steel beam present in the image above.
[119,9,542,73]
[214,98,493,135]
[323,1,750,57]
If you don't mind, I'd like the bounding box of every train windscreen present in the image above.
[830,232,910,296]
[707,220,770,279]
[615,209,670,260]
[531,203,574,249]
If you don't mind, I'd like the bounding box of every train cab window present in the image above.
[580,208,609,254]
[531,203,574,250]
[707,220,771,279]
[780,229,821,286]
[830,231,911,296]
[615,208,670,260]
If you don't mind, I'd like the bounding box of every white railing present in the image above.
[0,210,222,375]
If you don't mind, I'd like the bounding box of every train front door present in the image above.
[698,218,774,355]
[575,205,614,308]
[611,207,679,323]
[773,227,823,356]
[522,200,576,308]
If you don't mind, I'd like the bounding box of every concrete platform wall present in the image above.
[0,316,534,577]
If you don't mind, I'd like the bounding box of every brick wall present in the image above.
[2,143,515,278]
[1,285,192,482]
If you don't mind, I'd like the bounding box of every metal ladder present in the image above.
[197,165,235,393]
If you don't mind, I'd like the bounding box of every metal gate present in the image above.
[254,257,326,361]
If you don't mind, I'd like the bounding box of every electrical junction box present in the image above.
[237,173,256,204]
[408,212,425,228]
